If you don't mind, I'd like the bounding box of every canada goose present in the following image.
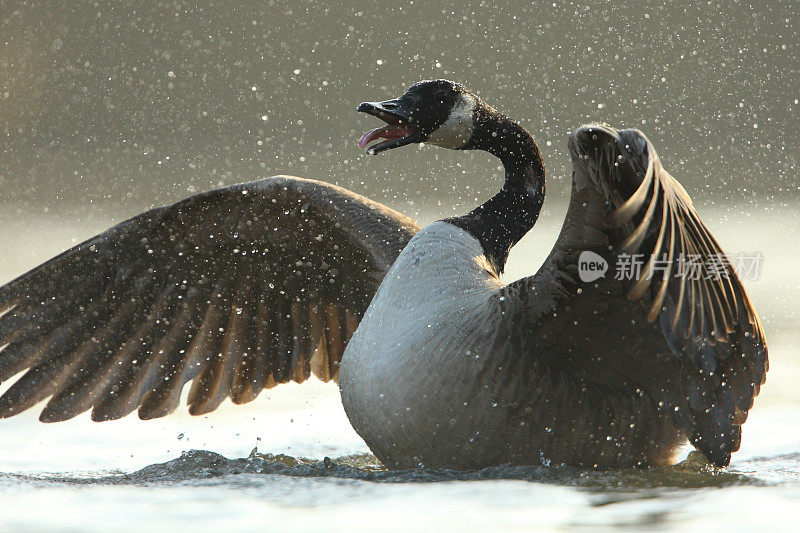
[0,80,766,470]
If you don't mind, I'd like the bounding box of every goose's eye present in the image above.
[436,91,448,102]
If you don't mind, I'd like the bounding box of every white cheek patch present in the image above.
[427,93,476,149]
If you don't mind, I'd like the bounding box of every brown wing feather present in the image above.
[502,125,767,466]
[0,176,419,422]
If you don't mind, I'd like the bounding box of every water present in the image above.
[0,203,798,532]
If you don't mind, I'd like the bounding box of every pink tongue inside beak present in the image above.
[358,124,414,149]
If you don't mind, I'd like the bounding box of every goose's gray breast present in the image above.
[338,221,505,468]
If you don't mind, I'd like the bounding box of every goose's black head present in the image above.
[358,79,546,275]
[357,79,478,154]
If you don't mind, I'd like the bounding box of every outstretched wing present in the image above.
[501,125,767,466]
[0,176,419,422]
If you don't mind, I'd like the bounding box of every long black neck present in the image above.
[446,103,546,273]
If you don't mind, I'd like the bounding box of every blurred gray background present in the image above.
[0,0,796,220]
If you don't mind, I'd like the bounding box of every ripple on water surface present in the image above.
[2,448,787,489]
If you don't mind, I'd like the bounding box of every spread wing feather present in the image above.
[0,176,419,422]
[502,125,767,466]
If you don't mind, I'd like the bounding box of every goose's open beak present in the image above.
[357,99,423,154]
